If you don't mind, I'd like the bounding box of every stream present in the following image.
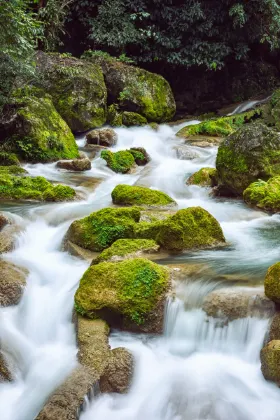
[1,121,280,419]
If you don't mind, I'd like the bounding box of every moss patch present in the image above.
[112,184,175,207]
[265,262,280,303]
[0,152,20,166]
[74,258,169,326]
[66,207,141,252]
[122,112,147,126]
[0,173,75,201]
[243,177,280,212]
[101,150,135,173]
[187,167,217,187]
[261,340,280,383]
[93,238,159,264]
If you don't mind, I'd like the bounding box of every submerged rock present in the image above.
[261,340,280,384]
[216,122,280,196]
[36,52,107,132]
[243,177,280,212]
[92,238,159,264]
[187,168,217,187]
[203,287,275,321]
[0,260,27,306]
[56,156,91,172]
[36,366,94,420]
[74,258,170,333]
[264,262,280,303]
[101,150,135,174]
[99,347,134,394]
[86,128,117,148]
[0,87,78,163]
[174,145,200,160]
[111,184,176,208]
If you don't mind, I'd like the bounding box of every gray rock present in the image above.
[100,347,134,394]
[86,128,117,147]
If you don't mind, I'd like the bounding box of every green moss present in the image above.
[156,207,225,251]
[67,207,141,252]
[101,150,135,173]
[107,104,123,127]
[0,165,27,175]
[111,184,175,207]
[122,112,147,127]
[265,262,280,303]
[93,238,158,264]
[243,176,280,212]
[3,87,78,163]
[261,340,280,383]
[0,152,20,166]
[74,258,169,325]
[187,168,217,187]
[0,173,75,201]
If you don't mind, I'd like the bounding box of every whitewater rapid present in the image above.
[0,121,280,419]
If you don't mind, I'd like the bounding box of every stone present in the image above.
[56,157,91,172]
[174,145,200,160]
[86,128,117,147]
[100,347,134,394]
[129,147,150,166]
[0,260,27,306]
[111,184,176,208]
[101,150,135,174]
[264,262,280,303]
[0,224,22,254]
[122,112,147,126]
[243,177,280,213]
[187,168,218,187]
[261,340,280,384]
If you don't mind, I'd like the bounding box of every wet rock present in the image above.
[243,176,280,213]
[101,150,136,174]
[0,351,12,382]
[77,316,110,380]
[174,145,200,160]
[0,260,27,306]
[268,312,280,341]
[203,287,275,321]
[129,147,150,166]
[264,262,280,303]
[0,213,9,231]
[86,128,117,148]
[187,168,218,187]
[216,122,280,196]
[36,366,94,420]
[122,111,147,127]
[111,184,176,208]
[261,340,280,384]
[100,347,134,394]
[56,157,91,172]
[65,241,97,263]
[0,223,22,254]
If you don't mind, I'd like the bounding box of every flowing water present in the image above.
[1,121,280,419]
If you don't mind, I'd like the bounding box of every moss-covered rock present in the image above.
[66,207,141,252]
[0,165,27,175]
[107,104,123,127]
[111,184,176,207]
[0,87,78,163]
[243,177,280,212]
[216,122,280,196]
[264,262,280,303]
[92,238,159,264]
[155,207,225,251]
[36,52,107,132]
[101,150,135,173]
[129,147,150,166]
[187,167,217,187]
[95,58,176,122]
[86,128,117,147]
[263,90,280,130]
[74,258,169,330]
[0,152,20,166]
[261,340,280,384]
[0,173,76,202]
[122,112,147,126]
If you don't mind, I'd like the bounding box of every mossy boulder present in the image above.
[86,128,117,147]
[155,207,225,251]
[36,52,107,132]
[95,58,176,122]
[92,238,159,264]
[0,87,78,163]
[0,173,76,202]
[0,152,20,166]
[111,184,176,208]
[261,340,280,384]
[122,112,147,126]
[263,90,280,130]
[187,167,218,187]
[66,207,141,252]
[264,262,280,303]
[129,147,150,165]
[107,104,123,127]
[0,166,27,176]
[74,258,169,331]
[243,177,280,212]
[216,122,280,196]
[101,150,135,173]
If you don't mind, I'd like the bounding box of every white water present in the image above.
[1,119,280,419]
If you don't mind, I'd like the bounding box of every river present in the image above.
[0,121,280,419]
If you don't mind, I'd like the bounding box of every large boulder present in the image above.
[0,173,76,202]
[111,184,176,208]
[86,128,117,147]
[0,260,27,306]
[261,340,280,384]
[216,123,280,196]
[0,87,78,163]
[203,287,275,321]
[101,150,135,174]
[95,57,176,122]
[264,262,280,303]
[243,177,280,212]
[36,366,94,420]
[36,52,107,132]
[74,258,169,333]
[66,207,141,252]
[187,167,217,187]
[56,156,91,172]
[122,112,147,127]
[99,347,134,394]
[92,238,159,264]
